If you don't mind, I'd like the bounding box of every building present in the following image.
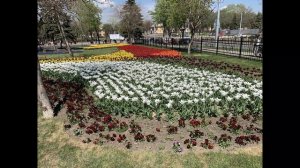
[150,23,164,34]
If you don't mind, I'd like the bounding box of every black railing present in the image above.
[134,36,263,60]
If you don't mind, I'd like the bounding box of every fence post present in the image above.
[216,36,219,55]
[239,36,243,58]
[165,38,167,48]
[200,36,203,53]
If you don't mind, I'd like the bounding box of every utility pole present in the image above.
[215,0,221,40]
[239,12,243,36]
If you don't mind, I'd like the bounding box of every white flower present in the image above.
[128,91,135,96]
[131,97,138,102]
[229,88,235,93]
[179,100,186,105]
[234,94,241,100]
[215,98,221,103]
[220,90,228,96]
[41,61,262,112]
[98,93,106,99]
[111,95,118,100]
[237,87,243,92]
[162,94,170,99]
[147,91,153,95]
[166,103,172,108]
[89,81,97,87]
[154,99,161,105]
[151,94,158,98]
[241,94,250,99]
[193,98,199,103]
[145,100,151,106]
[226,97,233,101]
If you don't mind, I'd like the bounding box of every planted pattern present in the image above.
[41,61,262,119]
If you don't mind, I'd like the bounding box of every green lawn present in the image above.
[38,47,118,59]
[38,107,262,168]
[182,52,262,70]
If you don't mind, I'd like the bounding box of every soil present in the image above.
[44,77,262,154]
[60,105,262,154]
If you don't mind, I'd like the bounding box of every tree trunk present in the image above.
[128,33,132,44]
[60,39,63,48]
[56,15,73,56]
[90,31,93,43]
[52,40,57,51]
[37,61,54,118]
[95,29,100,44]
[168,29,172,38]
[188,32,194,56]
[51,36,57,51]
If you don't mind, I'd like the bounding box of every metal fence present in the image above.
[135,36,263,60]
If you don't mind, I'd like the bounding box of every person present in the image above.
[253,33,262,57]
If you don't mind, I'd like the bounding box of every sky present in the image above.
[96,0,262,24]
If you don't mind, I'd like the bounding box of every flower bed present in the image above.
[118,45,182,58]
[41,61,262,120]
[42,73,262,151]
[83,43,128,50]
[39,50,136,64]
[142,57,262,79]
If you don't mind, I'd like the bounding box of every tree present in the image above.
[38,0,76,118]
[230,13,239,29]
[38,0,75,56]
[252,12,262,30]
[151,0,173,37]
[143,20,152,34]
[215,4,257,29]
[198,11,214,33]
[72,0,102,43]
[119,0,143,43]
[37,0,106,119]
[167,0,213,55]
[102,24,114,40]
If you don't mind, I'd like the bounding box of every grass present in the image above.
[38,106,262,168]
[182,52,262,70]
[38,47,119,59]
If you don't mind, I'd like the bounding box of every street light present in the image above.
[180,27,185,40]
[238,12,243,37]
[215,0,223,40]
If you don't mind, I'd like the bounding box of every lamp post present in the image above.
[180,27,185,40]
[238,12,243,37]
[215,0,221,40]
